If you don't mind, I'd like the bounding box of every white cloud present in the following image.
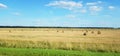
[86,1,103,14]
[108,6,115,10]
[13,12,21,16]
[46,0,83,10]
[46,0,116,15]
[88,6,102,15]
[46,0,104,14]
[89,6,102,12]
[0,3,7,8]
[86,2,97,6]
[104,15,111,17]
[65,14,76,19]
[72,9,87,13]
[86,1,102,6]
[80,9,87,13]
[97,1,102,4]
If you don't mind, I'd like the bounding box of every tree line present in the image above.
[0,26,119,29]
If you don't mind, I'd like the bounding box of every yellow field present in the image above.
[0,28,120,52]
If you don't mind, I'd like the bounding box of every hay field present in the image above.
[0,28,120,52]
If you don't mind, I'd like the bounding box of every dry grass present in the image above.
[0,28,120,52]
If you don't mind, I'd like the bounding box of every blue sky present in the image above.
[0,0,120,27]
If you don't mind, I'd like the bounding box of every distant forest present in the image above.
[0,26,119,29]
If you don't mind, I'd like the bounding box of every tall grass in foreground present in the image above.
[0,47,120,56]
[0,39,119,53]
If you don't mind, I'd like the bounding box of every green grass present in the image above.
[0,47,120,56]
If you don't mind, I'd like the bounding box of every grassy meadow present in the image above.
[0,28,120,56]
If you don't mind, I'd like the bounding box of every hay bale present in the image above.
[62,30,64,33]
[83,33,87,36]
[57,30,59,32]
[91,31,94,34]
[97,31,101,34]
[86,30,88,33]
[9,30,11,33]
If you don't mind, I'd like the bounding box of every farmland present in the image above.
[0,28,120,56]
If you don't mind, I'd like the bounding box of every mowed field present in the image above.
[0,28,120,56]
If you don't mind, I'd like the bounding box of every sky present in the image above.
[0,0,120,27]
